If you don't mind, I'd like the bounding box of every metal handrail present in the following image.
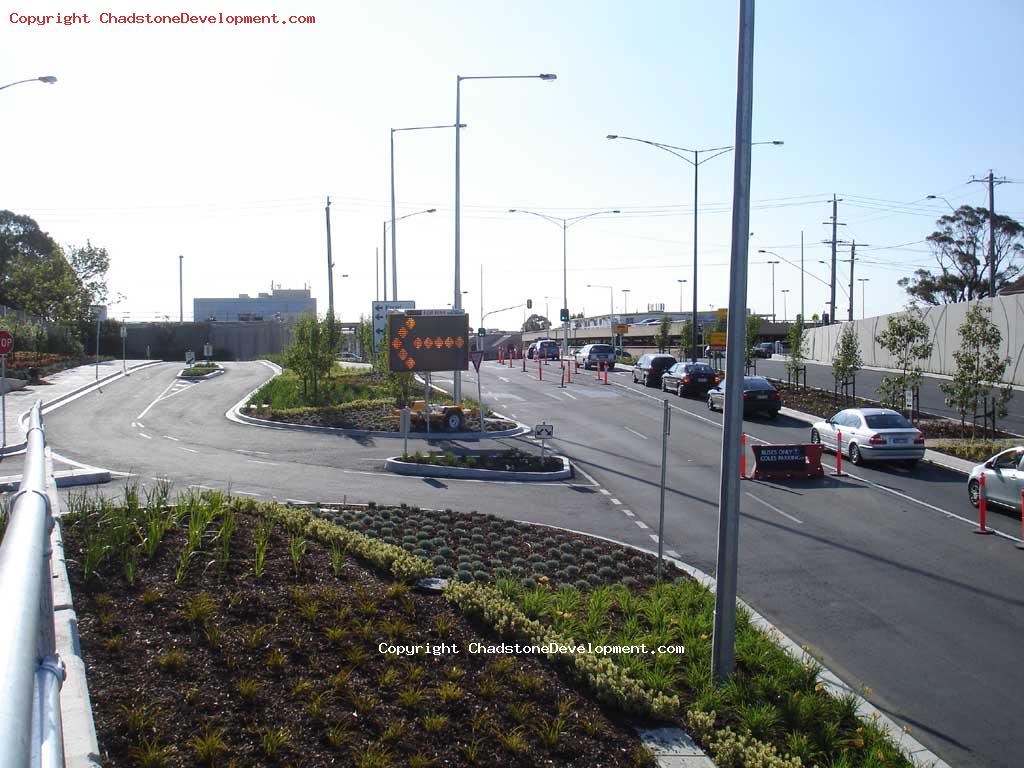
[0,401,65,768]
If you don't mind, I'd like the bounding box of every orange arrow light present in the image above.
[406,318,416,330]
[398,327,408,339]
[413,337,423,349]
[406,358,416,369]
[391,338,402,349]
[434,337,443,348]
[444,336,454,348]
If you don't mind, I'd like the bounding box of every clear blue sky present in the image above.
[3,0,1022,327]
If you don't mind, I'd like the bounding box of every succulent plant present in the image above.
[527,554,544,565]
[545,559,560,572]
[436,565,455,578]
[457,571,473,583]
[472,570,489,582]
[573,579,590,591]
[565,565,580,579]
[413,549,428,559]
[621,576,639,590]
[431,555,446,565]
[438,547,454,559]
[560,552,576,565]
[597,566,616,580]
[598,554,614,567]
[512,557,528,569]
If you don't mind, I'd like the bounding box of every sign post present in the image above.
[120,325,127,374]
[0,329,11,451]
[400,407,410,458]
[471,350,485,438]
[656,398,670,578]
[203,341,213,359]
[534,422,553,459]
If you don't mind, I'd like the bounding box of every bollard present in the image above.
[538,356,542,381]
[604,365,609,385]
[975,473,993,535]
[833,430,843,476]
[597,361,602,381]
[740,432,747,479]
[567,361,572,384]
[560,369,565,388]
[1019,489,1024,549]
[522,353,527,373]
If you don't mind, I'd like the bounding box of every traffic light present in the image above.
[560,308,569,322]
[526,299,533,309]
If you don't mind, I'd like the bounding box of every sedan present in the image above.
[968,446,1024,509]
[661,362,720,397]
[810,408,925,465]
[706,376,781,418]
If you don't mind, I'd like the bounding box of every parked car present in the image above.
[336,352,363,362]
[632,354,676,386]
[527,339,560,360]
[661,362,720,397]
[810,408,924,465]
[575,343,616,370]
[706,376,782,418]
[753,342,775,358]
[968,446,1024,509]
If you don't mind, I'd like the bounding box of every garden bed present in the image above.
[179,362,223,378]
[400,449,563,473]
[61,490,650,767]
[1,352,116,381]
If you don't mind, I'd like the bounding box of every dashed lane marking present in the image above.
[179,447,199,453]
[610,498,622,505]
[668,549,681,559]
[623,426,648,440]
[138,433,151,440]
[745,491,803,524]
[164,435,179,441]
[623,510,635,517]
[598,488,611,496]
[649,534,660,543]
[635,520,649,529]
[247,459,280,466]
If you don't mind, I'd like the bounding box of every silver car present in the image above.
[968,446,1024,510]
[810,407,924,465]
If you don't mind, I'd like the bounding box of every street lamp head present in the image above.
[926,195,937,199]
[426,208,436,213]
[611,209,620,214]
[539,73,557,80]
[771,140,784,145]
[508,209,517,213]
[38,76,57,84]
[606,134,618,140]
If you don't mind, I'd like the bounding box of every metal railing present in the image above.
[0,401,65,768]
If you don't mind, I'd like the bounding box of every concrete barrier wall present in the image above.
[802,294,1024,385]
[123,321,296,361]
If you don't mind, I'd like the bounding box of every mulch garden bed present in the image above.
[398,449,563,473]
[320,504,684,591]
[62,497,650,767]
[262,405,517,433]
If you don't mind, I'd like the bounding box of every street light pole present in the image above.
[509,208,618,358]
[382,208,436,305]
[858,278,870,319]
[454,72,556,403]
[677,279,687,313]
[622,289,631,316]
[607,133,782,362]
[178,255,183,323]
[780,289,790,323]
[766,260,779,322]
[0,75,57,92]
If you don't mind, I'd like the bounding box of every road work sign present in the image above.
[388,312,469,373]
[534,423,553,439]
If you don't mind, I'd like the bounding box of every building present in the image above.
[193,287,316,322]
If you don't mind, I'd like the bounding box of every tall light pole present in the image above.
[382,209,436,303]
[509,208,619,358]
[766,260,779,322]
[780,289,790,323]
[391,123,462,300]
[606,134,782,362]
[0,75,57,91]
[454,72,556,402]
[622,289,631,315]
[325,196,334,317]
[588,284,614,316]
[677,279,687,313]
[178,255,184,323]
[858,278,870,319]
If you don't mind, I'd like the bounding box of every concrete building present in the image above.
[193,287,316,322]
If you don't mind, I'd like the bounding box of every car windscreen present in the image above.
[650,357,675,369]
[590,345,612,353]
[743,378,775,390]
[687,364,715,375]
[864,413,913,429]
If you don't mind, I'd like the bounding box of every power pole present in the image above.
[970,170,1009,296]
[847,241,855,321]
[375,247,379,301]
[178,254,183,323]
[821,195,845,323]
[800,230,805,325]
[325,197,335,317]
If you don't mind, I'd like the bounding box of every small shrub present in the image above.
[260,726,290,758]
[189,724,229,765]
[156,649,186,673]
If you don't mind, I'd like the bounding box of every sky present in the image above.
[3,0,1023,329]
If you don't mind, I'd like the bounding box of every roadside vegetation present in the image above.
[60,489,919,768]
[179,361,221,377]
[398,449,563,473]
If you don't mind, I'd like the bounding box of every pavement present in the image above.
[34,358,1024,768]
[753,356,1024,436]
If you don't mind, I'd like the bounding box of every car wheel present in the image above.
[444,411,465,433]
[849,443,862,465]
[810,428,820,444]
[642,374,648,386]
[768,410,778,419]
[968,479,980,508]
[677,384,684,397]
[707,396,716,411]
[632,372,637,383]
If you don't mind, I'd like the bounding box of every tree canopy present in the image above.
[899,205,1024,304]
[522,314,550,333]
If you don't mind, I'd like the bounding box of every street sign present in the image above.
[470,350,484,372]
[709,331,727,347]
[388,312,469,372]
[120,325,127,339]
[203,342,213,358]
[372,300,415,351]
[615,324,628,335]
[904,388,913,409]
[534,423,553,439]
[717,307,728,321]
[185,349,195,365]
[0,330,13,356]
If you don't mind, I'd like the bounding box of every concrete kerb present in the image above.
[176,366,225,381]
[0,468,111,493]
[225,360,532,441]
[517,519,948,768]
[3,360,164,455]
[384,454,571,482]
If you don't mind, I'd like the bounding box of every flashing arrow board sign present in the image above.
[534,423,553,439]
[388,312,470,372]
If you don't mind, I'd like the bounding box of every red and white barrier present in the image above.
[975,473,993,535]
[740,432,747,479]
[832,430,844,476]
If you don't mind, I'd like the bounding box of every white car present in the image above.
[810,407,924,465]
[968,446,1024,510]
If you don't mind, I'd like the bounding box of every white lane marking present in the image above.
[179,447,199,453]
[635,520,649,529]
[137,422,145,429]
[745,491,804,524]
[234,491,262,497]
[234,449,271,456]
[136,379,178,420]
[573,465,602,486]
[668,549,681,559]
[598,488,611,496]
[624,427,648,440]
[247,459,280,466]
[543,392,562,401]
[138,433,151,440]
[189,484,216,490]
[498,376,510,383]
[164,435,179,442]
[649,534,660,543]
[622,510,635,517]
[610,498,622,506]
[562,391,577,400]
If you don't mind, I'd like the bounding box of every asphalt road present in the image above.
[39,359,1024,767]
[753,356,1024,436]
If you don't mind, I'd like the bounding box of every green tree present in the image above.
[875,305,933,412]
[66,240,111,308]
[654,315,672,352]
[899,206,1024,304]
[356,317,374,359]
[939,303,1013,433]
[744,314,761,367]
[522,314,550,333]
[284,314,336,405]
[676,319,693,359]
[785,322,807,388]
[832,324,862,401]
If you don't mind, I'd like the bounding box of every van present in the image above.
[527,339,561,360]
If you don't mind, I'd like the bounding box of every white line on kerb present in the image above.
[562,391,577,400]
[179,447,199,453]
[667,549,681,559]
[623,426,648,440]
[745,491,803,524]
